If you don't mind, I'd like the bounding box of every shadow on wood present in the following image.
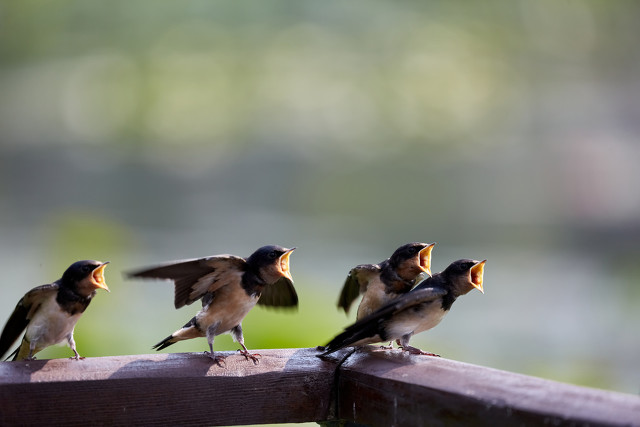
[1,347,639,426]
[0,348,343,426]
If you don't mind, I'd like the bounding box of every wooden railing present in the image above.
[1,347,639,426]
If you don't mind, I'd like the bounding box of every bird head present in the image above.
[63,260,111,294]
[248,245,296,285]
[391,242,436,281]
[444,259,486,296]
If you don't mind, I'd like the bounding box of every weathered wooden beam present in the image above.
[332,347,640,426]
[2,347,639,426]
[0,348,346,426]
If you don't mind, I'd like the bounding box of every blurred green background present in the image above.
[1,0,639,396]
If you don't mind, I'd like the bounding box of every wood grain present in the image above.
[1,347,639,426]
[334,347,640,426]
[0,348,344,426]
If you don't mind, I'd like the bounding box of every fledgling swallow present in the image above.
[337,242,435,321]
[0,260,110,361]
[127,245,297,366]
[321,259,485,357]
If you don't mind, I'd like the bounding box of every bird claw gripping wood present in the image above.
[238,349,261,364]
[205,352,227,367]
[401,345,440,357]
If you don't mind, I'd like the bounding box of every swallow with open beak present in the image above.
[321,259,485,357]
[128,245,297,366]
[337,242,435,321]
[0,260,110,361]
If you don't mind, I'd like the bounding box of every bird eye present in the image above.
[269,251,277,259]
[409,247,417,254]
[82,265,92,273]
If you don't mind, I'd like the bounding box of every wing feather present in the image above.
[324,287,447,354]
[257,277,298,308]
[336,264,380,314]
[128,255,246,308]
[0,284,58,359]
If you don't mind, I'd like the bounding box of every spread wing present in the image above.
[128,255,246,309]
[0,283,59,359]
[324,287,447,354]
[257,277,298,309]
[337,264,381,314]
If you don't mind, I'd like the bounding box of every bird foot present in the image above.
[205,352,227,367]
[238,349,261,365]
[69,355,85,361]
[379,344,394,350]
[401,346,440,357]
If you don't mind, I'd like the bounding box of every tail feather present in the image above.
[0,302,29,360]
[322,324,379,355]
[322,331,354,355]
[5,338,36,361]
[152,316,198,351]
[152,335,177,351]
[322,302,396,355]
[14,339,32,361]
[4,346,19,361]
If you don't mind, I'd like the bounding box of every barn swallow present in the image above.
[128,245,297,366]
[0,260,110,361]
[321,259,485,357]
[337,242,435,321]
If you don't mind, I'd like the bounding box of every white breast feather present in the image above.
[25,297,82,349]
[387,302,447,339]
[196,291,260,336]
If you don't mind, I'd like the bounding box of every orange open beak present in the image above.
[279,248,296,282]
[418,243,436,277]
[91,261,110,292]
[470,260,485,294]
